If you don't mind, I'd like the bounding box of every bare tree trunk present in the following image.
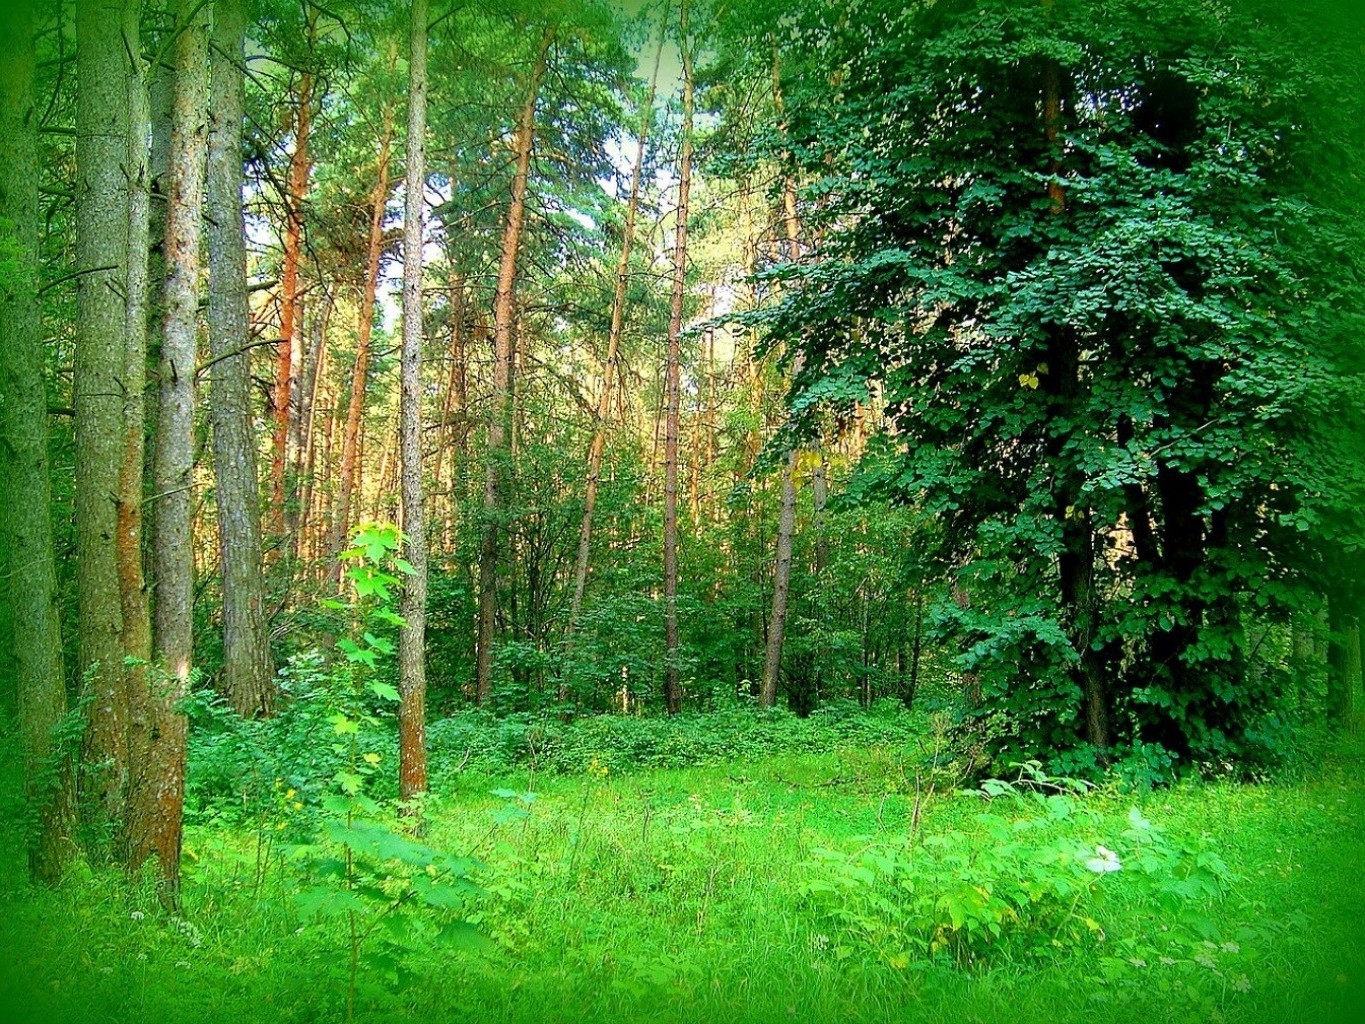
[662,1,694,716]
[75,0,135,843]
[475,28,553,705]
[398,0,429,809]
[272,52,314,541]
[760,57,805,710]
[329,88,395,583]
[208,0,275,717]
[117,0,156,878]
[568,27,664,634]
[429,271,463,545]
[139,0,210,903]
[0,0,78,882]
[296,294,332,562]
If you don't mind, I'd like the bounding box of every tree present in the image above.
[0,0,78,882]
[475,25,555,705]
[567,21,665,634]
[327,47,397,587]
[759,52,806,711]
[761,0,1365,765]
[208,0,276,718]
[660,0,696,716]
[74,0,138,838]
[398,0,429,806]
[141,0,211,902]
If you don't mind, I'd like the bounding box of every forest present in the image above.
[1,0,1364,1020]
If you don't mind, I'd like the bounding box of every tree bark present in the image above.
[475,27,553,705]
[662,1,694,716]
[398,0,429,808]
[139,0,210,902]
[208,0,275,717]
[118,0,160,884]
[760,57,804,710]
[0,0,78,882]
[568,27,664,635]
[272,60,313,541]
[296,293,332,563]
[75,0,136,842]
[329,85,395,584]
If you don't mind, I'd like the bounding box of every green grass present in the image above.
[2,725,1363,1024]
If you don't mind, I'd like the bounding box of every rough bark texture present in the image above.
[141,0,210,902]
[119,0,159,884]
[398,0,429,807]
[475,29,553,705]
[662,4,693,716]
[0,0,78,882]
[208,0,275,717]
[568,28,663,634]
[329,88,395,584]
[75,0,135,842]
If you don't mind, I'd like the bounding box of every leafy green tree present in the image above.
[761,0,1365,766]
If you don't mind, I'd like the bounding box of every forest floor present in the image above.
[2,723,1363,1024]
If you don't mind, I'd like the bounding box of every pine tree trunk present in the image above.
[329,92,395,583]
[208,0,275,718]
[75,0,135,841]
[760,59,805,710]
[272,59,314,540]
[119,0,160,882]
[138,0,210,903]
[429,271,463,546]
[0,0,78,883]
[568,28,663,635]
[296,295,331,563]
[662,4,694,716]
[398,0,429,809]
[476,28,553,705]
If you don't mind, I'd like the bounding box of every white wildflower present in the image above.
[1085,845,1122,874]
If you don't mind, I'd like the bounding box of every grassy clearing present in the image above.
[2,725,1363,1024]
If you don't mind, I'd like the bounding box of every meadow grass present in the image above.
[2,726,1363,1024]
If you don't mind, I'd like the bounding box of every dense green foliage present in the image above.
[752,0,1365,766]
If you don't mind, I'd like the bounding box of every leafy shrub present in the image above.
[799,764,1231,968]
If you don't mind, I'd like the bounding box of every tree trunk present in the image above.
[1041,46,1109,751]
[660,10,695,715]
[117,0,160,884]
[329,88,395,583]
[272,55,314,541]
[430,270,467,549]
[296,294,332,563]
[208,0,275,717]
[662,3,694,716]
[567,28,663,635]
[0,0,78,882]
[760,58,805,710]
[75,0,135,842]
[398,0,429,809]
[475,28,553,705]
[138,0,210,902]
